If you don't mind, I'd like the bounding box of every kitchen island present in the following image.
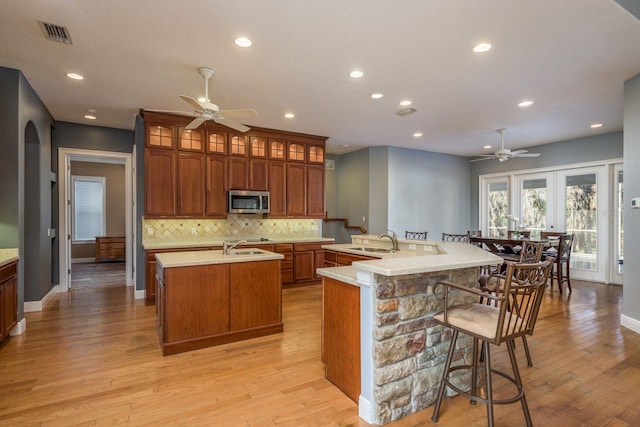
[155,248,284,355]
[318,236,502,425]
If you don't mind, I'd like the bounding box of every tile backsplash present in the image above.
[143,215,321,241]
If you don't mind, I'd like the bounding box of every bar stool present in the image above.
[431,259,553,427]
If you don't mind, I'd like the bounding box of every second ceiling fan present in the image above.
[469,128,541,162]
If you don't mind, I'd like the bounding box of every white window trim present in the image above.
[71,175,106,243]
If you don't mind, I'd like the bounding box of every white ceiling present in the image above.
[1,0,639,156]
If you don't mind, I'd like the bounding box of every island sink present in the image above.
[349,247,394,253]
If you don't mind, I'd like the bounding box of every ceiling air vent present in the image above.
[396,108,417,117]
[38,21,72,44]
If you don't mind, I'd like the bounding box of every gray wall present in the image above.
[469,132,624,230]
[135,115,145,292]
[388,146,470,239]
[0,66,55,316]
[623,72,640,324]
[325,145,471,243]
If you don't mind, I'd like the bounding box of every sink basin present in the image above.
[229,250,264,256]
[349,247,394,253]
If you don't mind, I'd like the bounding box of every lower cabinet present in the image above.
[145,247,211,303]
[274,244,294,285]
[0,261,18,342]
[293,242,324,285]
[156,260,282,355]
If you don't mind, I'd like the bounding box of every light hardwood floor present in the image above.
[0,278,639,426]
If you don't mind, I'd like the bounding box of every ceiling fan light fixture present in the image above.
[197,97,210,103]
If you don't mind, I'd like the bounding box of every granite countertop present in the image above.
[156,248,285,269]
[0,248,19,268]
[143,236,334,250]
[319,241,502,279]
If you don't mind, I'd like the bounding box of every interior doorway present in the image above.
[58,148,135,292]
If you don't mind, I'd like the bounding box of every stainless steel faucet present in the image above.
[378,230,399,251]
[223,240,247,255]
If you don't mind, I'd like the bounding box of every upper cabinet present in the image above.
[141,110,327,218]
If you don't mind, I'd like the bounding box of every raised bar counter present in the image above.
[317,237,502,425]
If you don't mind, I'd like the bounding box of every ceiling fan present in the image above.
[469,128,541,162]
[169,67,257,133]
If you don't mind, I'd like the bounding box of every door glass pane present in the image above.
[565,173,597,271]
[521,178,547,240]
[617,170,624,274]
[488,181,508,237]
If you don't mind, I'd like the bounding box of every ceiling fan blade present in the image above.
[185,117,206,130]
[469,156,495,162]
[218,109,258,118]
[144,109,197,117]
[214,117,250,133]
[510,149,528,155]
[513,153,541,158]
[180,95,206,111]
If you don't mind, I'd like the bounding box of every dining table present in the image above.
[469,236,560,261]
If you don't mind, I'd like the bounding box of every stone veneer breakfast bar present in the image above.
[318,237,502,425]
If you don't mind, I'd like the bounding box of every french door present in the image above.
[484,164,616,283]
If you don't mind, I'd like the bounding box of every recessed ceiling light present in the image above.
[371,93,383,99]
[66,72,84,80]
[234,37,252,47]
[413,132,423,137]
[84,109,97,120]
[341,144,350,148]
[473,43,492,53]
[590,123,603,128]
[400,100,412,106]
[484,145,492,149]
[518,100,534,107]
[284,113,295,119]
[349,70,363,78]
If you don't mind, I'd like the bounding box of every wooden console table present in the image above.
[95,236,125,263]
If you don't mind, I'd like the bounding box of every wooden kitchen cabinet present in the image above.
[0,261,18,342]
[145,247,211,303]
[268,161,286,217]
[144,149,176,216]
[286,163,306,216]
[205,155,228,217]
[306,164,325,217]
[228,157,249,190]
[177,153,205,216]
[249,159,268,191]
[274,244,294,285]
[230,260,281,331]
[293,242,324,284]
[324,250,376,267]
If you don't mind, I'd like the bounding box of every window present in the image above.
[72,176,106,242]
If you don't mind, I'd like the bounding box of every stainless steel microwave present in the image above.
[228,190,270,214]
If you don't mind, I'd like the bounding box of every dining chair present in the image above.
[540,231,564,239]
[404,231,428,240]
[544,234,574,293]
[441,232,469,242]
[431,259,554,427]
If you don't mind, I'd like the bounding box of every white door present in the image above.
[513,172,555,240]
[556,166,608,283]
[481,176,510,237]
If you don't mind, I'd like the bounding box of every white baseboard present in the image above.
[620,314,640,334]
[134,289,146,300]
[359,395,374,424]
[24,284,60,312]
[10,318,26,336]
[72,257,95,264]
